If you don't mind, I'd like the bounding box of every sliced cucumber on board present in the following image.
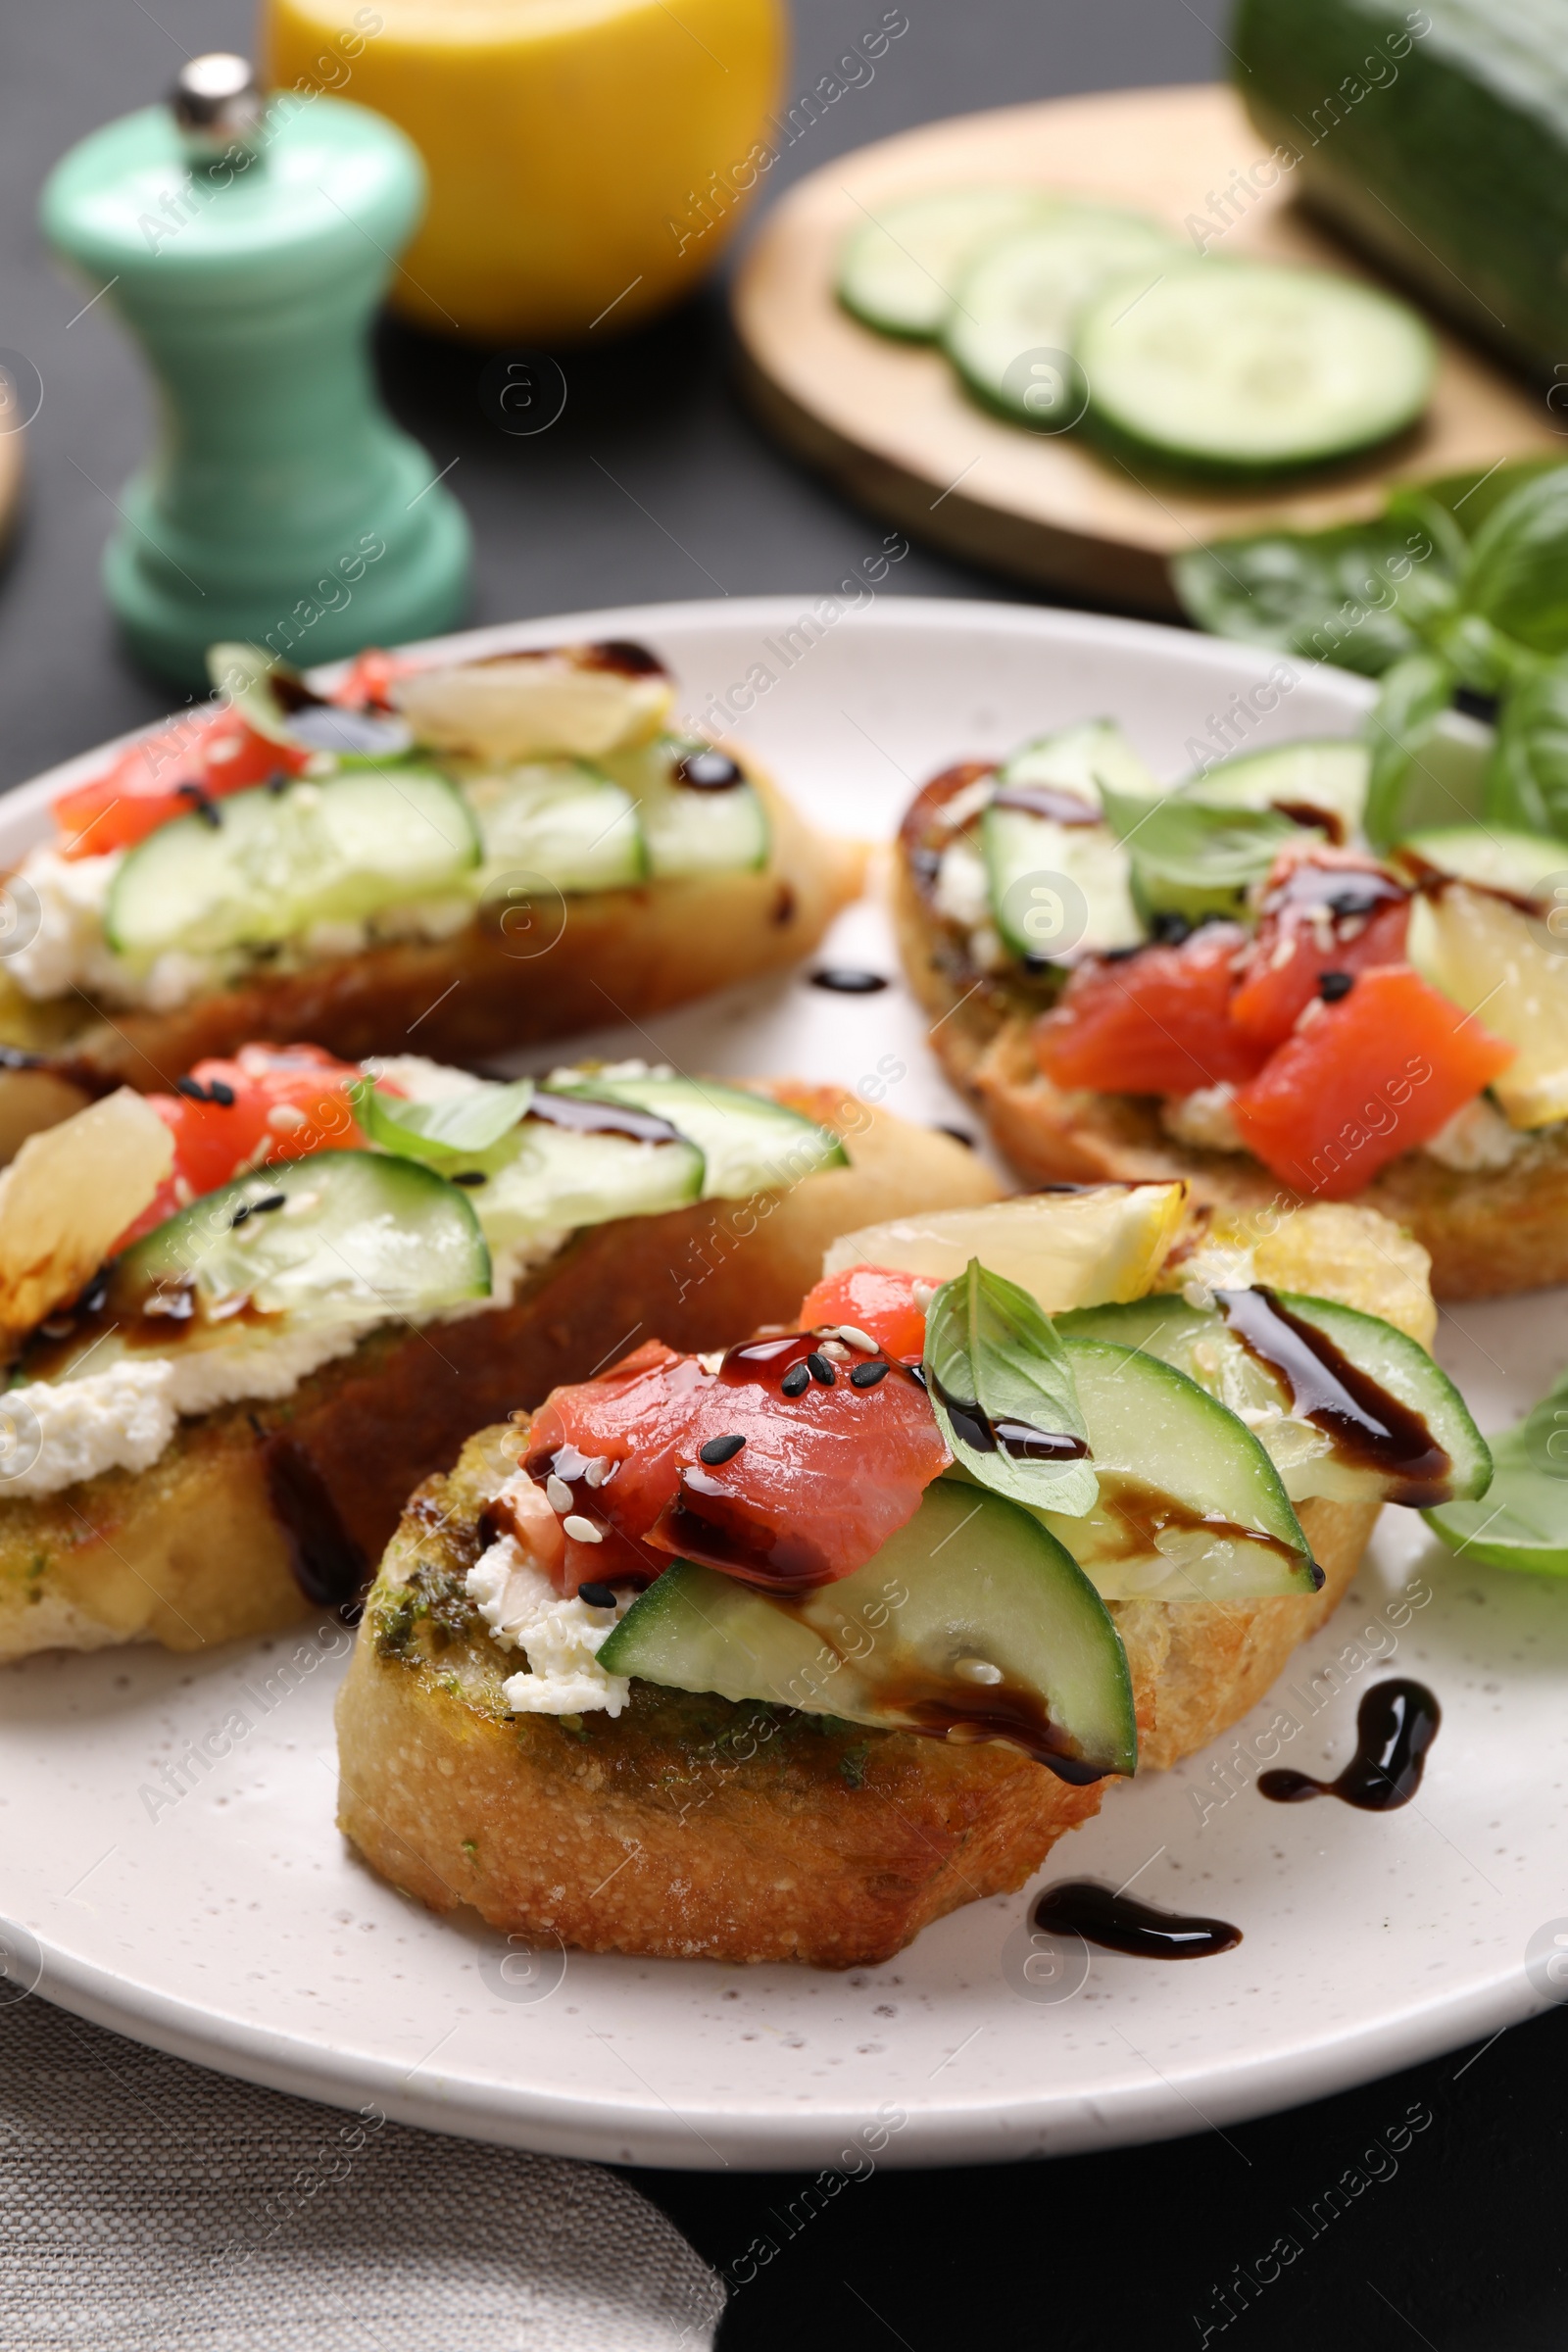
[599,1477,1137,1780]
[469,1116,706,1250]
[462,760,645,892]
[1031,1335,1315,1600]
[600,738,769,878]
[107,769,480,958]
[1058,1291,1492,1508]
[946,205,1177,426]
[836,185,1053,340]
[1186,739,1370,843]
[549,1074,848,1199]
[1076,259,1436,476]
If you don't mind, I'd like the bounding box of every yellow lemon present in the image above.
[264,0,786,342]
[821,1185,1190,1312]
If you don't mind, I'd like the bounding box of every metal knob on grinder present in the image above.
[171,53,267,166]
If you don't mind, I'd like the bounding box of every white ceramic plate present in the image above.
[2,598,1565,2172]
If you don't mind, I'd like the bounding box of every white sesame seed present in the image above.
[583,1455,611,1489]
[954,1657,1003,1685]
[268,1102,307,1132]
[563,1514,602,1544]
[819,1338,851,1363]
[911,1280,937,1310]
[545,1475,573,1513]
[834,1324,879,1353]
[698,1349,725,1375]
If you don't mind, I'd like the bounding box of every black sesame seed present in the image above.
[850,1360,889,1389]
[266,769,291,796]
[451,1170,488,1186]
[251,1192,286,1213]
[228,1202,251,1226]
[1149,911,1192,946]
[808,968,888,995]
[698,1432,746,1466]
[806,1350,836,1387]
[577,1582,617,1609]
[781,1361,811,1397]
[934,1124,975,1148]
[673,747,745,792]
[207,1078,236,1106]
[173,1076,206,1102]
[1318,970,1355,1003]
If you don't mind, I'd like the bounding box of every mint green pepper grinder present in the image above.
[40,54,469,688]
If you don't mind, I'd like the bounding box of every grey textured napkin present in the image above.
[0,1990,724,2351]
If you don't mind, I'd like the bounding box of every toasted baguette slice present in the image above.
[0,1091,996,1664]
[0,758,863,1100]
[335,1426,1374,1969]
[892,851,1568,1301]
[334,1197,1417,1968]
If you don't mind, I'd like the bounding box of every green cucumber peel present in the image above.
[350,1076,536,1162]
[922,1257,1098,1517]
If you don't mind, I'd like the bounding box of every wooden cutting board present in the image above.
[732,84,1562,613]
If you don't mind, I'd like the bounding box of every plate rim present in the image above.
[5,592,1525,2173]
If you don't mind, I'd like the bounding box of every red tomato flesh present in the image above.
[120,1044,367,1248]
[53,708,309,861]
[1231,965,1515,1200]
[522,1331,950,1595]
[1230,851,1410,1050]
[1033,924,1267,1097]
[797,1263,929,1362]
[329,648,411,710]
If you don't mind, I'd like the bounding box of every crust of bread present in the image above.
[0,762,863,1094]
[893,854,1568,1301]
[333,1424,1375,1969]
[0,1091,998,1664]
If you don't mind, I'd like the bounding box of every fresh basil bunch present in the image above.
[1175,460,1568,850]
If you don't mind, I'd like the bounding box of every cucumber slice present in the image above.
[982,801,1141,961]
[112,1152,488,1338]
[999,720,1159,808]
[1396,823,1565,904]
[106,769,480,958]
[467,1115,705,1250]
[946,205,1177,426]
[1030,1335,1315,1600]
[598,1477,1136,1780]
[1058,1291,1492,1509]
[1186,739,1370,844]
[600,738,769,878]
[548,1075,848,1199]
[1077,259,1436,476]
[462,760,645,893]
[837,185,1053,340]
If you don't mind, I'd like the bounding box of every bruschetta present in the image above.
[0,1045,995,1664]
[335,1185,1484,1967]
[0,638,862,1111]
[894,720,1568,1298]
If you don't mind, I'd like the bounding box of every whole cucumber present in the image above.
[1231,0,1568,381]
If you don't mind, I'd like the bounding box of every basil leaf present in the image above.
[1362,651,1456,853]
[351,1076,535,1162]
[923,1258,1098,1517]
[1171,502,1459,680]
[1483,659,1568,842]
[1419,458,1561,545]
[1461,466,1568,657]
[1100,782,1297,924]
[1426,1366,1568,1576]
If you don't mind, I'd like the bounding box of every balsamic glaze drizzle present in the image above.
[1259,1680,1440,1811]
[1033,1882,1242,1957]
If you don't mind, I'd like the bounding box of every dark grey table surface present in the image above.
[3,5,1565,2347]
